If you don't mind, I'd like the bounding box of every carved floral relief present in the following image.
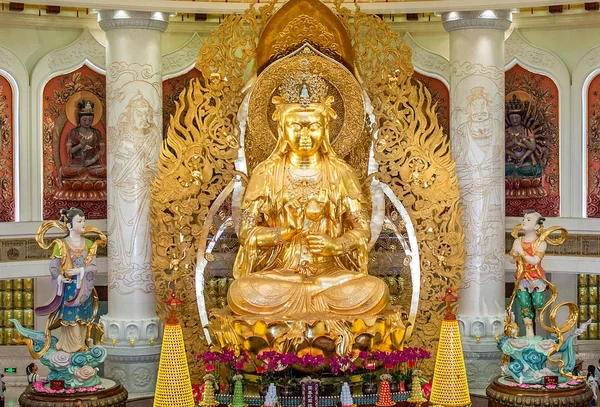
[42,65,107,220]
[0,74,14,222]
[587,74,600,217]
[162,67,203,139]
[505,64,559,217]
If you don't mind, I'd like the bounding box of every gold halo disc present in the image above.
[245,44,365,172]
[65,90,103,127]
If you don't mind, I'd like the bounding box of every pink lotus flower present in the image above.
[518,384,530,389]
[546,384,556,389]
[507,382,518,387]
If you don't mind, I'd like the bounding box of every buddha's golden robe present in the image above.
[228,153,389,318]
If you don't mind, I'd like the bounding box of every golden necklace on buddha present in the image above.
[285,164,323,199]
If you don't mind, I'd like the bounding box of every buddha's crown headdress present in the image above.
[271,58,336,122]
[278,69,329,107]
[77,99,95,116]
[507,94,525,114]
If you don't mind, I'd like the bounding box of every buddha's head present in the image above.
[77,99,95,129]
[507,94,525,127]
[271,68,337,158]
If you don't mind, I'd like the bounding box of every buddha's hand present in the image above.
[307,234,342,256]
[282,200,305,240]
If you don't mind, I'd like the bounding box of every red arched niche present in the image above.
[505,64,560,217]
[412,72,450,140]
[0,74,15,222]
[42,65,107,220]
[587,73,600,217]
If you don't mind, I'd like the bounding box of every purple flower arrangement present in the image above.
[196,348,431,389]
[197,349,250,392]
[359,348,431,384]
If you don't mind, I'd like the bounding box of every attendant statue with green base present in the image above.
[499,210,588,385]
[12,208,107,388]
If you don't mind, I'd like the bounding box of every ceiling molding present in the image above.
[14,0,587,15]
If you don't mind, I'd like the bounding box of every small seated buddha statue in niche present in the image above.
[228,72,389,319]
[59,99,106,184]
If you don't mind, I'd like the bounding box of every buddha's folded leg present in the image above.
[227,275,314,316]
[315,275,389,316]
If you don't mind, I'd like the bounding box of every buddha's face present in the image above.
[283,109,326,157]
[509,113,522,127]
[79,115,93,129]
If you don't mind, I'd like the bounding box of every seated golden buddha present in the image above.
[227,73,389,319]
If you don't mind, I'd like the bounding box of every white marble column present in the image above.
[442,10,512,394]
[98,10,169,399]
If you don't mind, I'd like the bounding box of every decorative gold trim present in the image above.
[256,0,355,74]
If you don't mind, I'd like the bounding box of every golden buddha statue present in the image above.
[227,71,389,319]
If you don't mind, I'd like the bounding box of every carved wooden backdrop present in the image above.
[0,74,14,222]
[587,74,600,217]
[42,65,107,220]
[505,64,560,217]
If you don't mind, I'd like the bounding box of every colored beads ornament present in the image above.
[376,378,396,407]
[406,371,427,407]
[229,375,247,407]
[340,382,355,407]
[153,292,194,407]
[199,375,220,407]
[263,383,278,407]
[429,289,471,407]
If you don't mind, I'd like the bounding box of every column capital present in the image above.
[98,10,169,32]
[442,10,512,32]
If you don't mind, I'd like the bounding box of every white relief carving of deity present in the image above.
[106,68,162,295]
[451,76,505,287]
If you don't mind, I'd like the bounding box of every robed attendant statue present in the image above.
[11,207,107,388]
[35,208,102,353]
[228,72,389,319]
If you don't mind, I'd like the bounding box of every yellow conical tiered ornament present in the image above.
[429,288,471,407]
[199,374,220,407]
[153,291,195,407]
[406,370,427,407]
